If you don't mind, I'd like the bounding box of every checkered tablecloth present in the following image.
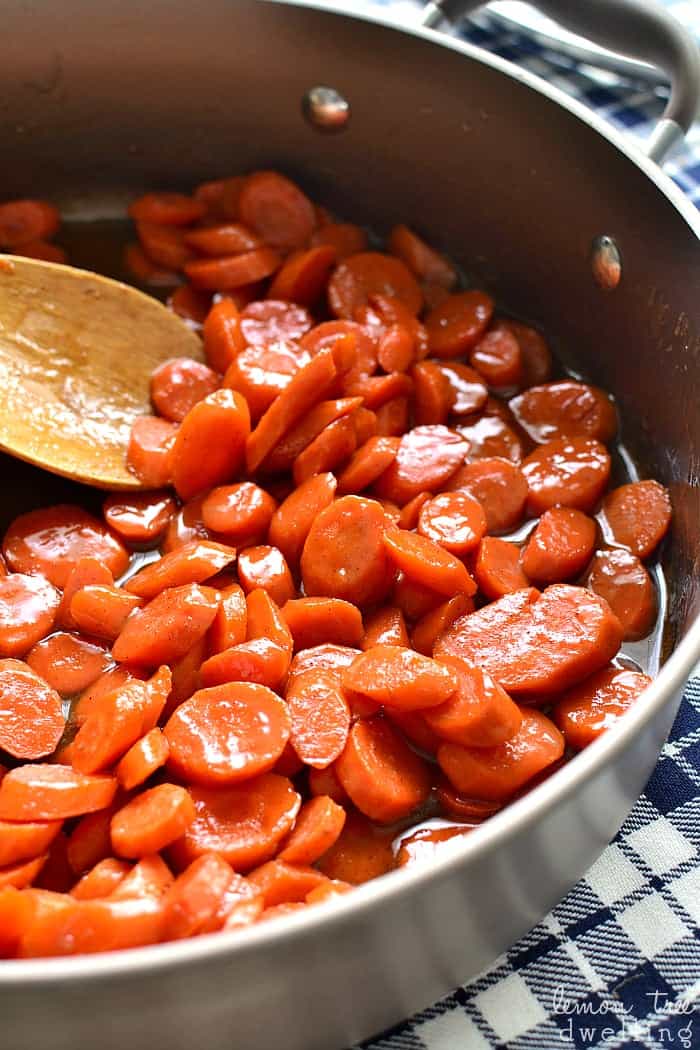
[349,2,700,1047]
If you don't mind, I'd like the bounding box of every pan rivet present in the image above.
[302,86,350,132]
[591,235,621,290]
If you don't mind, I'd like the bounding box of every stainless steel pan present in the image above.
[1,2,699,1047]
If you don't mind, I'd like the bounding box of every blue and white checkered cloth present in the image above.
[349,3,700,1047]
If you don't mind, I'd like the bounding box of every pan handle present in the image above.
[421,0,700,164]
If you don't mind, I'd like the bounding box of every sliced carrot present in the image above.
[425,655,522,747]
[0,573,60,658]
[18,891,165,957]
[425,290,494,358]
[103,491,175,544]
[278,796,347,865]
[237,546,295,607]
[382,526,475,598]
[601,480,671,559]
[503,320,552,385]
[306,879,353,904]
[116,728,170,790]
[70,584,143,642]
[474,537,530,600]
[308,764,349,804]
[184,221,261,256]
[112,584,219,666]
[161,494,218,552]
[223,342,310,422]
[438,708,564,801]
[0,199,60,247]
[282,597,364,651]
[171,388,251,502]
[342,645,457,711]
[434,362,488,416]
[0,819,62,868]
[510,380,616,446]
[247,860,327,906]
[260,397,362,476]
[162,639,206,721]
[0,765,117,821]
[55,556,113,631]
[292,416,357,485]
[111,784,195,858]
[268,244,337,306]
[65,805,118,876]
[161,852,235,939]
[200,638,290,691]
[129,192,205,226]
[246,347,338,473]
[300,319,377,387]
[26,633,110,698]
[316,810,395,884]
[207,582,247,654]
[70,858,132,900]
[136,222,192,271]
[164,682,290,786]
[397,492,431,531]
[110,854,173,900]
[521,506,597,584]
[417,491,487,556]
[448,457,528,534]
[335,436,399,495]
[412,360,453,425]
[388,225,457,289]
[185,247,281,291]
[470,324,524,390]
[238,171,316,251]
[71,673,162,775]
[522,438,611,515]
[384,708,441,754]
[168,284,212,328]
[374,425,468,505]
[246,587,293,654]
[362,606,409,649]
[127,416,178,487]
[125,539,236,599]
[150,357,219,423]
[300,495,393,607]
[192,176,245,219]
[312,222,367,260]
[411,593,474,656]
[268,471,337,568]
[287,644,361,686]
[435,778,502,822]
[240,299,313,345]
[2,505,129,590]
[285,669,351,769]
[202,297,246,373]
[335,718,431,823]
[71,666,142,726]
[170,774,300,872]
[0,659,65,760]
[202,871,264,932]
[201,484,276,546]
[587,548,656,641]
[0,854,48,889]
[552,666,652,750]
[124,243,179,287]
[396,824,474,868]
[328,252,422,319]
[391,573,444,621]
[457,414,524,465]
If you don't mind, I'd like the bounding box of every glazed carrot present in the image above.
[111,784,195,858]
[395,492,429,531]
[162,494,219,552]
[328,252,422,319]
[343,372,412,411]
[110,854,173,900]
[0,572,60,657]
[2,505,129,590]
[382,526,476,598]
[18,891,166,957]
[601,480,671,559]
[335,718,431,823]
[200,638,290,690]
[292,416,357,485]
[161,852,235,939]
[300,495,393,606]
[116,728,170,790]
[60,559,115,633]
[150,357,219,423]
[391,573,443,621]
[375,325,415,373]
[237,547,295,607]
[72,666,142,726]
[425,291,494,358]
[246,347,338,472]
[552,666,652,750]
[200,484,276,546]
[70,858,132,900]
[0,854,48,889]
[447,458,528,534]
[164,683,290,785]
[170,774,300,872]
[469,324,524,390]
[521,437,611,515]
[278,796,347,865]
[432,362,488,417]
[70,585,143,642]
[312,222,367,259]
[411,594,474,656]
[287,644,361,686]
[238,171,316,251]
[0,660,64,760]
[285,669,351,768]
[200,871,264,932]
[306,880,352,904]
[246,587,293,654]
[396,824,474,868]
[0,766,117,821]
[267,244,337,305]
[124,243,179,287]
[257,902,307,921]
[282,598,364,651]
[223,342,310,421]
[521,507,596,583]
[336,436,400,495]
[160,640,205,723]
[0,199,60,247]
[184,221,262,256]
[25,633,110,698]
[71,674,160,775]
[316,810,395,884]
[247,860,327,906]
[435,584,623,696]
[192,176,245,219]
[127,416,178,488]
[129,192,205,226]
[474,537,530,600]
[65,805,119,876]
[362,606,409,649]
[417,491,486,556]
[185,247,281,291]
[435,778,502,822]
[374,425,469,505]
[168,284,212,328]
[307,764,349,804]
[342,645,457,711]
[0,819,62,868]
[388,225,457,289]
[273,741,304,778]
[125,539,236,599]
[503,320,552,385]
[425,655,522,747]
[240,299,313,345]
[457,415,524,465]
[112,584,219,666]
[171,389,251,501]
[412,360,453,425]
[587,548,656,641]
[103,491,176,543]
[300,320,377,386]
[438,708,564,801]
[202,298,246,373]
[136,222,192,271]
[207,582,247,654]
[260,397,362,475]
[510,380,616,445]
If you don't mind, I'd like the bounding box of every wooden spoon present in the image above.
[0,254,203,490]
